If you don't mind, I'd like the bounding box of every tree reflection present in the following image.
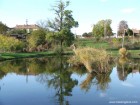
[80,72,111,92]
[0,57,78,105]
[0,56,140,103]
[117,57,140,81]
[36,56,78,105]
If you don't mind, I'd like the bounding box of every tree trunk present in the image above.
[60,39,63,55]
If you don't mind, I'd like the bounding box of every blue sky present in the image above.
[0,0,140,34]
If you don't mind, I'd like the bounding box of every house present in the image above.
[14,24,40,33]
[132,28,140,36]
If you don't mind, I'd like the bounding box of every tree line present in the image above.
[0,0,137,53]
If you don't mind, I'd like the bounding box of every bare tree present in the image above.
[118,20,128,36]
[118,20,128,48]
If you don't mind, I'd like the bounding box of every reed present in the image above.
[69,46,112,73]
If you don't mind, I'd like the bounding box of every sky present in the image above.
[0,0,140,35]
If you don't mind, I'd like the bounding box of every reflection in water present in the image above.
[117,57,140,81]
[37,56,78,105]
[0,57,140,105]
[80,72,111,92]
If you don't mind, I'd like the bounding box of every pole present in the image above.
[122,29,125,48]
[133,31,134,44]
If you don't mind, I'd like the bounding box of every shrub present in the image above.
[111,38,121,48]
[0,35,24,52]
[68,47,113,73]
[27,29,46,48]
[53,45,64,55]
[119,47,127,58]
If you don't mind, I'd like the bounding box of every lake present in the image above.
[0,57,140,105]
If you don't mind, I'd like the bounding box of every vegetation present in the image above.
[82,32,92,37]
[0,1,139,61]
[27,29,46,48]
[0,21,8,34]
[46,0,78,53]
[117,20,128,36]
[68,46,113,73]
[119,47,127,58]
[92,19,113,41]
[0,35,24,52]
[8,29,27,35]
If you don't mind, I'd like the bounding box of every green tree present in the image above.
[27,29,46,48]
[82,32,92,37]
[8,29,27,35]
[127,28,133,36]
[82,32,88,37]
[92,19,113,40]
[0,34,24,52]
[47,0,78,53]
[0,21,8,34]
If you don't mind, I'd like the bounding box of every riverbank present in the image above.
[0,49,140,61]
[0,51,73,61]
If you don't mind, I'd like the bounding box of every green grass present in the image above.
[0,38,140,60]
[75,38,140,58]
[75,38,110,49]
[0,51,55,60]
[0,51,73,61]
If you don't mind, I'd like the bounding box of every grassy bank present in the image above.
[0,38,140,61]
[0,51,54,60]
[0,49,139,61]
[0,51,73,61]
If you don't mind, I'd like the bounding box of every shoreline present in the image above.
[0,50,139,61]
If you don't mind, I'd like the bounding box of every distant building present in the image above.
[132,28,140,36]
[14,24,40,33]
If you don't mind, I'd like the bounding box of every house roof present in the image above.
[132,29,140,34]
[15,24,39,29]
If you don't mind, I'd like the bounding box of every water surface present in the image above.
[0,57,139,105]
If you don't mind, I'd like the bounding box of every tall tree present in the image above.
[92,19,113,39]
[47,0,78,53]
[0,21,8,34]
[118,20,128,48]
[118,20,128,36]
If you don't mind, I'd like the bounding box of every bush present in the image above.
[111,38,121,48]
[132,42,140,49]
[0,35,24,52]
[68,47,113,73]
[53,45,64,55]
[119,48,127,58]
[27,29,46,48]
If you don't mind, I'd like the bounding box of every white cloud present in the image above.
[121,82,135,87]
[121,8,136,14]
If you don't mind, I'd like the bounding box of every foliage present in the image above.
[0,34,24,52]
[92,19,113,39]
[82,32,92,37]
[8,29,27,35]
[117,20,128,36]
[119,47,127,58]
[53,45,64,55]
[0,21,8,34]
[127,28,133,36]
[47,0,78,53]
[27,29,46,48]
[69,47,112,73]
[110,38,122,48]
